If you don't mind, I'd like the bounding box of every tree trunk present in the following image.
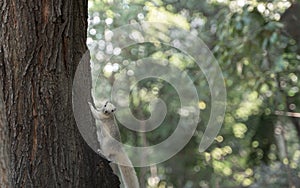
[0,81,10,188]
[0,0,120,187]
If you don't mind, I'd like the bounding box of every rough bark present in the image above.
[0,81,10,188]
[0,0,120,187]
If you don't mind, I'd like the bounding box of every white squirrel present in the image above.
[88,101,140,188]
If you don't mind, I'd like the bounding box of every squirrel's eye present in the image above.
[111,109,114,112]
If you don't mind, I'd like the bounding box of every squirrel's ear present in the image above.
[104,101,109,107]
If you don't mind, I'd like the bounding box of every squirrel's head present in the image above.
[102,101,116,116]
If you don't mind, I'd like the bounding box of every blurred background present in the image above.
[87,0,300,187]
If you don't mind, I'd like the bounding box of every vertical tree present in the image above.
[0,1,119,187]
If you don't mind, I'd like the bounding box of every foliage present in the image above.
[87,0,300,187]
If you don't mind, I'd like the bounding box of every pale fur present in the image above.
[88,101,140,188]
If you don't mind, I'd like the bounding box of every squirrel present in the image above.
[88,101,140,188]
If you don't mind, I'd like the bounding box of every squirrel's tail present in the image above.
[117,154,140,188]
